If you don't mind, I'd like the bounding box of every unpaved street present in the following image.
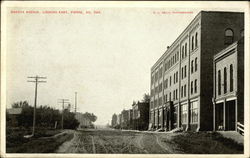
[56,129,182,154]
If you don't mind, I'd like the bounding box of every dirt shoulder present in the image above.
[6,129,74,153]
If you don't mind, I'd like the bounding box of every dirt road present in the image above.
[56,129,182,154]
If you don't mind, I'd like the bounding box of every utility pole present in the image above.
[27,76,47,136]
[74,92,77,114]
[58,99,69,129]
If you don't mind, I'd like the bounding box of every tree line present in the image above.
[7,101,79,129]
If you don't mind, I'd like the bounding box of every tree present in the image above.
[142,93,150,103]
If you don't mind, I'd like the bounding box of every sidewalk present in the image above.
[217,131,244,144]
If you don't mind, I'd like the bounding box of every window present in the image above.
[176,89,178,99]
[191,81,193,94]
[190,101,198,123]
[195,32,198,48]
[176,71,178,83]
[181,86,183,98]
[173,106,178,126]
[159,97,162,106]
[165,94,168,103]
[175,54,177,63]
[170,76,172,86]
[218,70,221,95]
[159,67,162,78]
[155,71,158,82]
[173,90,175,100]
[192,36,194,50]
[181,104,187,124]
[185,43,187,57]
[169,92,171,101]
[177,51,179,61]
[225,28,234,44]
[191,60,194,73]
[224,67,227,94]
[184,65,187,78]
[174,73,175,84]
[159,83,162,92]
[195,79,197,93]
[184,84,186,97]
[181,67,184,79]
[230,64,233,92]
[195,58,198,71]
[182,46,184,59]
[166,79,168,88]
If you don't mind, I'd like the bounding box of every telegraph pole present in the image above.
[74,92,77,114]
[27,76,47,136]
[58,99,69,129]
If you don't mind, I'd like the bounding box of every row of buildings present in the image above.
[111,101,149,131]
[111,11,245,133]
[149,11,244,132]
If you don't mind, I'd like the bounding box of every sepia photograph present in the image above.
[1,1,249,157]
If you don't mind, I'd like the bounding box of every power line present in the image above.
[27,75,47,136]
[58,99,69,129]
[75,92,77,114]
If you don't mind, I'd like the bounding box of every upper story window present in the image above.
[176,89,178,100]
[170,76,172,86]
[191,81,193,94]
[218,70,221,95]
[195,32,198,48]
[185,43,187,57]
[194,79,197,93]
[184,65,187,78]
[225,28,234,44]
[181,86,183,98]
[176,71,178,83]
[182,46,184,59]
[191,60,194,74]
[195,57,198,71]
[159,67,163,78]
[174,73,176,84]
[191,36,194,50]
[151,75,154,84]
[224,67,227,94]
[181,67,184,79]
[155,71,158,82]
[177,51,179,61]
[184,84,187,97]
[230,64,234,92]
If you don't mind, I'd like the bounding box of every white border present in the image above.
[1,1,249,158]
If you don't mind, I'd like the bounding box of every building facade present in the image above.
[150,11,244,131]
[132,101,149,130]
[213,38,244,131]
[111,113,118,127]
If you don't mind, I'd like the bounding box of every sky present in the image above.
[5,5,245,125]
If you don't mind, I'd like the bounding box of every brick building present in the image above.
[132,101,149,130]
[213,38,244,131]
[150,11,244,131]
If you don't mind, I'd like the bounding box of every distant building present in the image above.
[111,113,118,127]
[128,109,133,129]
[150,11,244,131]
[6,108,22,127]
[121,109,129,129]
[213,38,244,131]
[132,101,149,130]
[75,112,92,128]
